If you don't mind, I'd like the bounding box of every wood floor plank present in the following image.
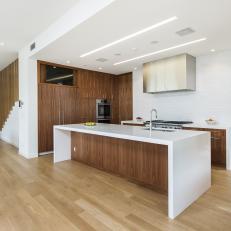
[0,140,231,230]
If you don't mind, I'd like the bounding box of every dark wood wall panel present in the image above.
[116,73,133,123]
[38,84,79,152]
[37,61,133,152]
[75,69,119,123]
[0,60,18,129]
[71,132,168,193]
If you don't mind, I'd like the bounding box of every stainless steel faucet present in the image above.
[150,108,158,134]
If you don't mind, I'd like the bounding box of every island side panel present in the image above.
[54,128,71,163]
[71,132,168,193]
[168,132,211,219]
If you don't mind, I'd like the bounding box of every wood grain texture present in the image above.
[37,61,133,152]
[71,132,168,193]
[114,73,133,124]
[75,68,116,123]
[38,84,79,153]
[183,127,226,167]
[1,140,231,231]
[0,60,18,129]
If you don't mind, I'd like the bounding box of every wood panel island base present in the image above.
[72,132,168,193]
[54,124,211,219]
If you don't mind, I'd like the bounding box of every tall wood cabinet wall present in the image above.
[38,61,133,153]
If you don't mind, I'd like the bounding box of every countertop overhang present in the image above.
[54,123,209,146]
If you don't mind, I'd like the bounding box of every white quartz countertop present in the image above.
[54,123,208,145]
[183,123,231,130]
[121,120,144,125]
[121,120,231,130]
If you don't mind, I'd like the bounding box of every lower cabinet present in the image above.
[71,132,168,193]
[183,127,226,167]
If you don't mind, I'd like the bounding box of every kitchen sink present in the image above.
[143,127,176,132]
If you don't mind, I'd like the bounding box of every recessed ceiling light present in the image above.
[96,58,108,62]
[114,53,121,56]
[0,42,5,46]
[66,60,71,64]
[80,16,178,58]
[150,41,159,45]
[131,47,137,51]
[114,37,207,66]
[98,67,103,70]
[210,49,215,52]
[176,27,195,36]
[134,67,137,70]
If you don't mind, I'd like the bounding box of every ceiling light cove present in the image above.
[113,38,207,66]
[80,16,178,58]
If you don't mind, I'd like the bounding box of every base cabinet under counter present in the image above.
[183,127,226,167]
[71,132,168,193]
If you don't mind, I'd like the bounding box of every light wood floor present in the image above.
[1,141,231,231]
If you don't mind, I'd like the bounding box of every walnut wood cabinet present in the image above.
[115,73,133,123]
[38,84,79,153]
[38,61,133,153]
[183,127,226,167]
[71,132,168,193]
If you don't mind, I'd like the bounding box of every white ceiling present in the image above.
[31,0,231,74]
[0,0,79,70]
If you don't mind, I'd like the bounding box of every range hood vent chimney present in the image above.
[143,54,196,93]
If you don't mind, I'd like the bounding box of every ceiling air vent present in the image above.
[30,42,36,51]
[96,58,108,62]
[176,28,195,36]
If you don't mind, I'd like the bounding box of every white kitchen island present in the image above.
[54,123,211,219]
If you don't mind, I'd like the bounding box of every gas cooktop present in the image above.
[144,120,193,129]
[145,120,193,125]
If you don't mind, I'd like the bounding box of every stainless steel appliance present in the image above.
[149,108,158,134]
[143,54,196,93]
[96,99,111,123]
[144,120,193,130]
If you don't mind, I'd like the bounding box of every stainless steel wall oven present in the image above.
[96,99,111,123]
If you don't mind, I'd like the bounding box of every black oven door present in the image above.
[97,103,111,118]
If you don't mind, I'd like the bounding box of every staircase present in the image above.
[0,102,19,147]
[0,59,19,147]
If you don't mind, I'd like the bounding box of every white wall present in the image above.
[133,50,231,125]
[18,0,115,158]
[18,51,38,158]
[0,102,19,147]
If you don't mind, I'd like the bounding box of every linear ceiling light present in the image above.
[113,38,207,66]
[80,16,178,58]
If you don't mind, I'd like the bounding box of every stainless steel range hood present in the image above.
[143,54,196,93]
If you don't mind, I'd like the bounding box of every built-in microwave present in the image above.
[96,99,111,123]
